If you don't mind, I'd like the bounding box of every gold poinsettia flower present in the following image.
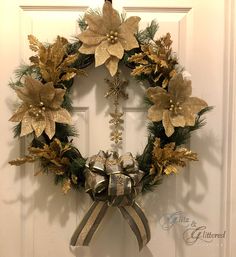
[78,1,140,76]
[150,138,198,178]
[147,73,208,137]
[9,76,72,139]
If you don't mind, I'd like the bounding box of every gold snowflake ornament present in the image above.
[105,72,129,146]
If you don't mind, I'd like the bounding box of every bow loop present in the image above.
[105,151,122,174]
[84,168,107,195]
[119,152,135,172]
[86,150,106,173]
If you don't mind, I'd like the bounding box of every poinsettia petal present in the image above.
[31,116,46,138]
[9,104,28,122]
[119,16,140,34]
[40,82,55,106]
[20,111,34,137]
[105,56,119,77]
[118,16,140,51]
[79,44,97,55]
[25,76,43,99]
[78,30,106,46]
[45,113,56,139]
[183,97,208,114]
[170,114,185,127]
[146,87,166,98]
[147,105,163,122]
[184,112,196,126]
[119,35,139,51]
[51,88,66,109]
[15,88,32,103]
[146,87,170,108]
[16,77,42,104]
[51,108,72,124]
[163,110,174,137]
[95,40,110,67]
[102,1,121,30]
[84,13,106,34]
[169,74,192,101]
[107,41,124,59]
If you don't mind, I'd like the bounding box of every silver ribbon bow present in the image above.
[70,150,151,250]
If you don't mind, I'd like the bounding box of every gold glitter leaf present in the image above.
[128,53,148,65]
[28,35,43,52]
[62,179,71,194]
[131,65,152,76]
[9,156,35,166]
[129,33,177,85]
[151,138,198,177]
[9,138,72,185]
[28,35,83,84]
[164,165,178,175]
[61,71,77,81]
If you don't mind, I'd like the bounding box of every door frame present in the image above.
[223,0,236,256]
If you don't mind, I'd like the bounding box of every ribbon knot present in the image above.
[71,151,151,250]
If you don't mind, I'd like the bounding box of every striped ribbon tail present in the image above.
[119,202,151,251]
[70,201,108,246]
[70,201,150,251]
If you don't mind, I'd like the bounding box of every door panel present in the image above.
[0,0,234,257]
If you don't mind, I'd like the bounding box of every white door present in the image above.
[1,0,236,257]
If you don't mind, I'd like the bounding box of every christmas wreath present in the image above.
[9,1,210,251]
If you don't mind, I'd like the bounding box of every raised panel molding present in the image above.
[123,6,191,13]
[123,108,147,154]
[20,5,88,11]
[72,107,90,156]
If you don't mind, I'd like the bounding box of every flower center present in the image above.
[106,30,119,44]
[29,101,46,119]
[168,99,182,114]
